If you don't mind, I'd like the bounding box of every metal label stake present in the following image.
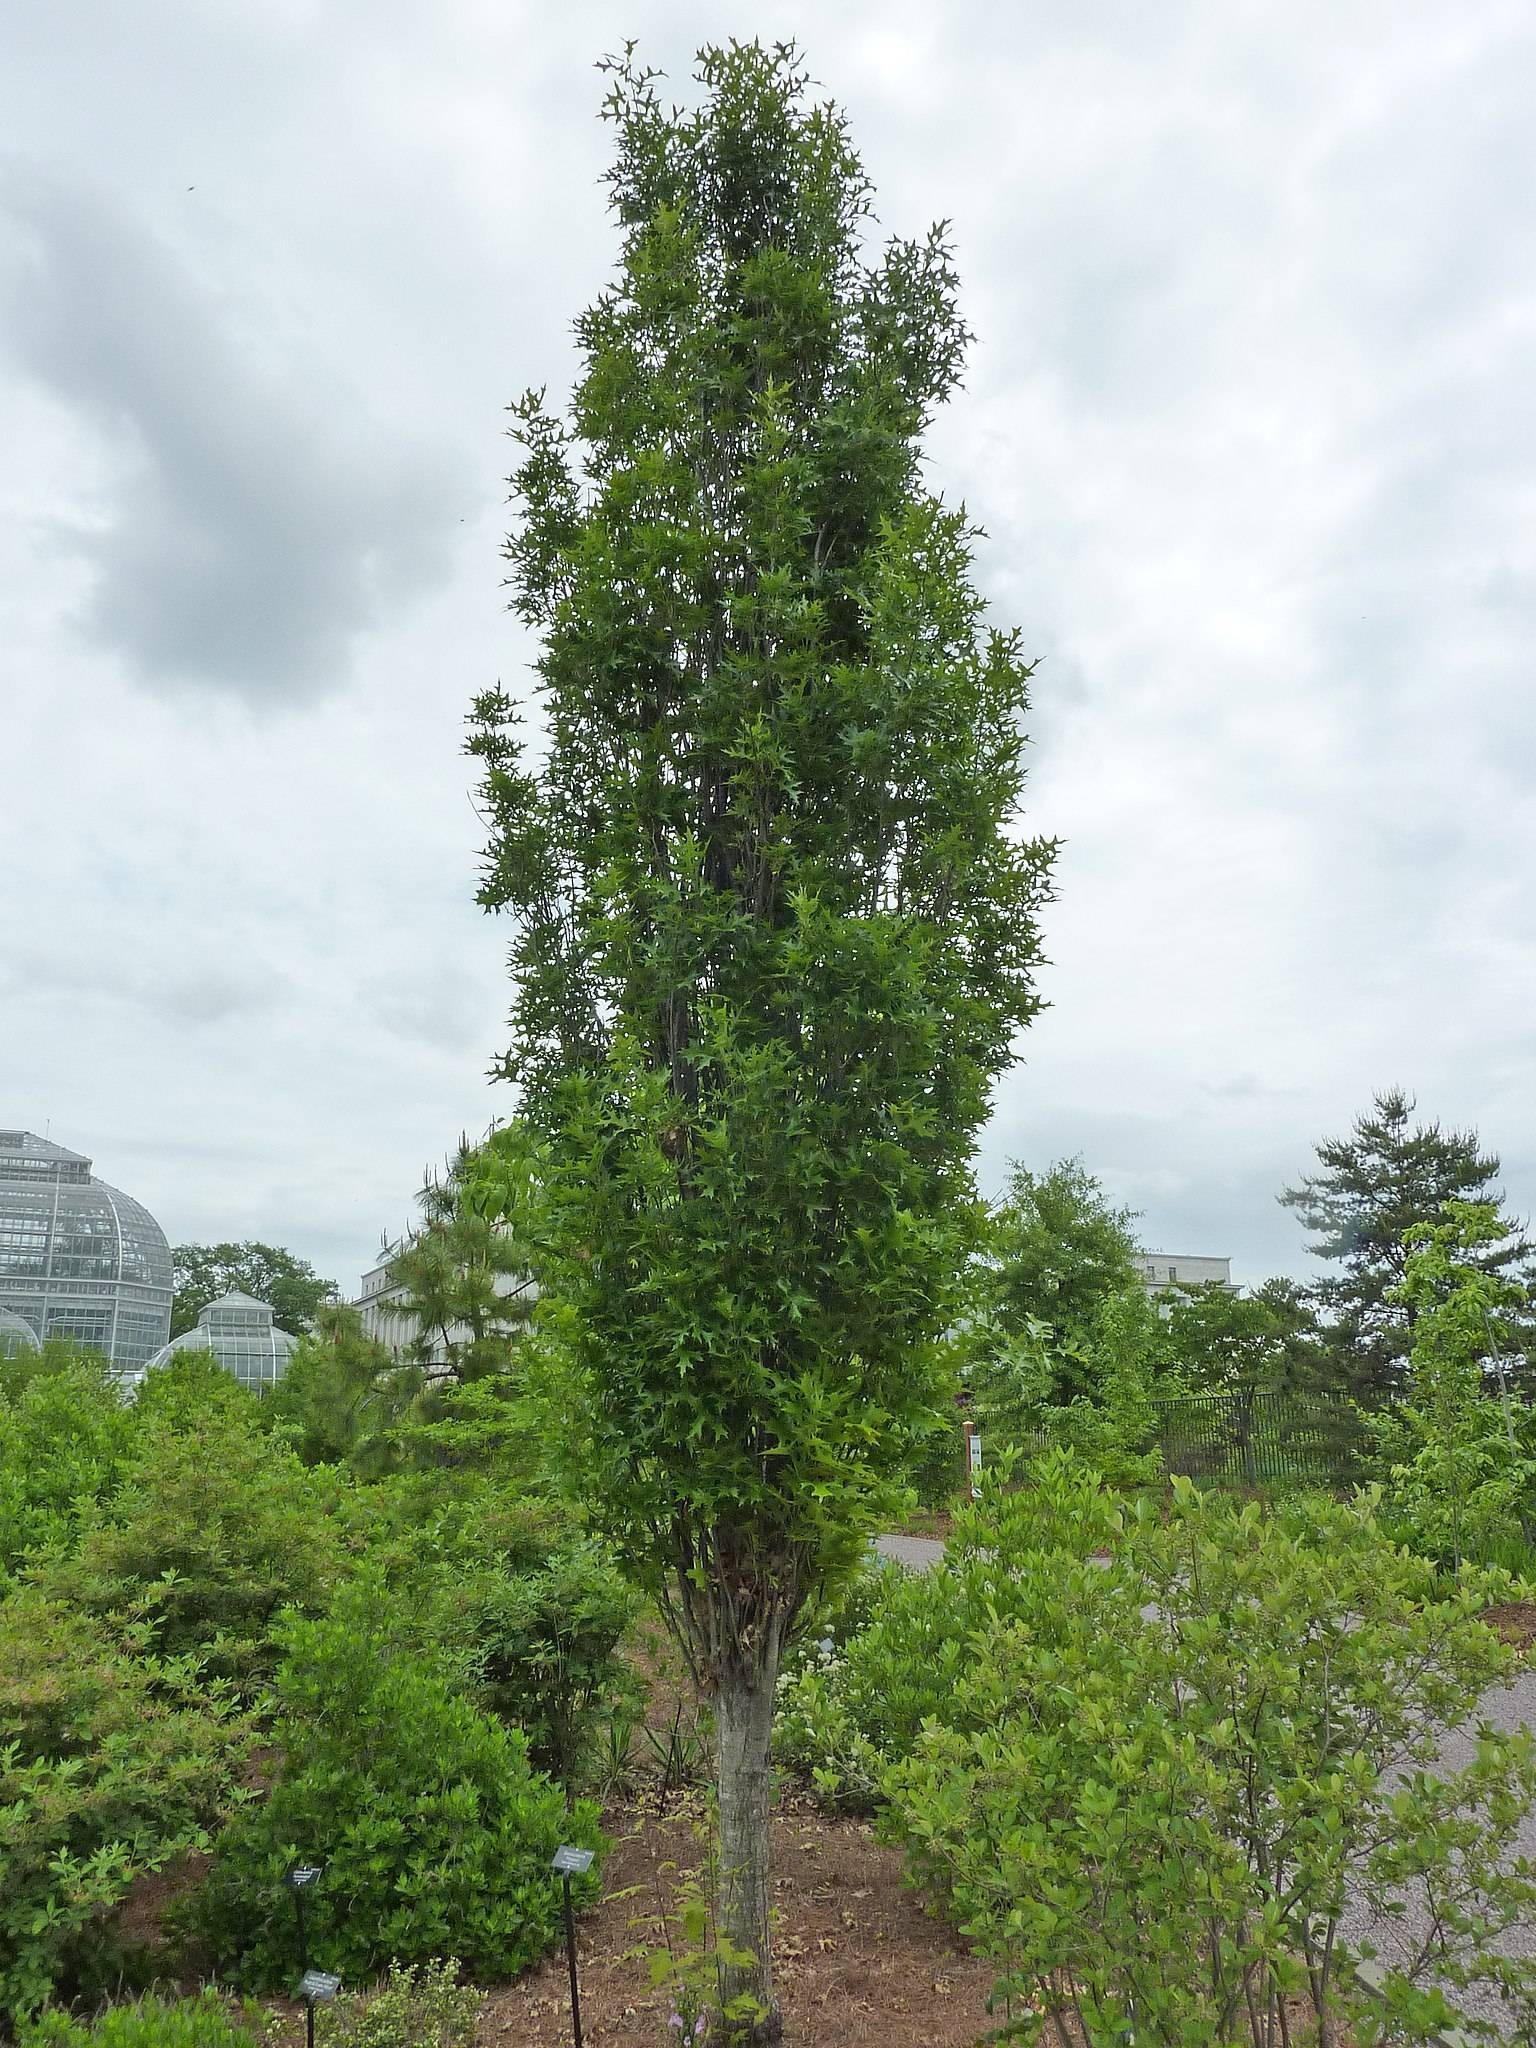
[551,1844,595,2048]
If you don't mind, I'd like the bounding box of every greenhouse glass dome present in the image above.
[0,1129,173,1376]
[140,1290,298,1392]
[0,1305,41,1356]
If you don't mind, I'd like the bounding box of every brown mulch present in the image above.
[1485,1599,1536,1651]
[477,1792,998,2047]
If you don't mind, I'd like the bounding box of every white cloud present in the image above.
[1,0,1532,1291]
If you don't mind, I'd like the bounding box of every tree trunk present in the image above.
[714,1650,783,2042]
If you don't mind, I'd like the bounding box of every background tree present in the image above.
[264,1302,419,1476]
[384,1141,537,1385]
[1150,1277,1330,1399]
[1280,1089,1535,1404]
[467,40,1054,2035]
[1363,1201,1536,1569]
[979,1158,1145,1403]
[170,1241,338,1338]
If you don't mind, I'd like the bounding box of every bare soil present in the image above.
[480,1790,996,2047]
[1485,1600,1536,1652]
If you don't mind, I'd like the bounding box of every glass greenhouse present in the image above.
[141,1290,298,1391]
[0,1304,41,1356]
[0,1129,173,1376]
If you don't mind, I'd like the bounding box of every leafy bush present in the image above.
[775,1453,1122,1805]
[904,1406,967,1509]
[0,1348,135,1577]
[0,1589,251,2026]
[188,1572,604,1988]
[263,1304,421,1479]
[880,1460,1536,2044]
[423,1535,640,1784]
[320,1959,482,2048]
[353,1477,640,1786]
[16,1990,264,2046]
[1363,1203,1536,1569]
[41,1401,344,1696]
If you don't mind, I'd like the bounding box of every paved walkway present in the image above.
[873,1532,946,1571]
[872,1531,1536,2041]
[1341,1666,1536,2043]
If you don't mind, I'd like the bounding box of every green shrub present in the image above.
[188,1573,604,1989]
[904,1408,967,1510]
[774,1452,1122,1805]
[41,1403,344,1697]
[0,1350,135,1577]
[1363,1206,1536,1571]
[881,1461,1536,2044]
[354,1479,641,1786]
[0,1590,251,2026]
[128,1350,258,1435]
[320,1959,482,2048]
[423,1536,641,1785]
[16,1989,263,2046]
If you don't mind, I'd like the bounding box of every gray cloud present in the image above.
[0,166,457,702]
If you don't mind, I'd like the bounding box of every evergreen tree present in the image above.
[385,1141,538,1385]
[1280,1088,1535,1403]
[467,42,1053,2034]
[265,1303,418,1476]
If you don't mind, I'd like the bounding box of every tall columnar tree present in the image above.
[468,42,1054,2035]
[1280,1089,1535,1404]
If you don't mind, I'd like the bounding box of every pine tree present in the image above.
[467,42,1054,2034]
[1280,1089,1535,1403]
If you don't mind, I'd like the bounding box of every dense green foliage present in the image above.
[1365,1202,1536,1568]
[0,1319,630,2036]
[16,1992,263,2047]
[1281,1089,1536,1404]
[1149,1275,1330,1398]
[979,1160,1145,1401]
[783,1453,1536,2044]
[265,1303,419,1475]
[0,1348,134,1578]
[188,1576,603,1989]
[417,1532,641,1782]
[39,1389,345,1697]
[775,1454,1123,1807]
[956,1164,1161,1482]
[467,38,1053,2026]
[170,1242,337,1339]
[350,1469,641,1785]
[0,1591,251,2024]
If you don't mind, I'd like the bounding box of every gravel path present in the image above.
[1341,1666,1536,2044]
[873,1530,1536,2041]
[873,1532,946,1571]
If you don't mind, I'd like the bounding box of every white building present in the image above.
[351,1232,533,1365]
[353,1236,413,1351]
[1138,1253,1235,1296]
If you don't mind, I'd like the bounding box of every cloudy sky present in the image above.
[3,0,1533,1293]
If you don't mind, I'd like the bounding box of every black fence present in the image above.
[1149,1390,1361,1489]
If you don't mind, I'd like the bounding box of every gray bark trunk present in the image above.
[714,1650,783,2043]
